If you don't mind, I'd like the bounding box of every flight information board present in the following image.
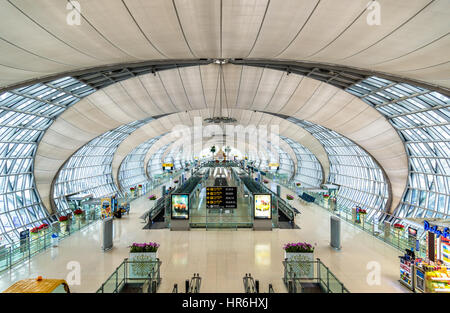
[206,187,237,209]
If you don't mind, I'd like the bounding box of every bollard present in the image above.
[255,280,260,293]
[185,279,190,293]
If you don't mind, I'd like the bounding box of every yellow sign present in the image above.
[162,163,173,167]
[101,198,112,218]
[268,163,279,167]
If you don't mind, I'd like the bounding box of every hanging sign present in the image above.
[424,221,450,239]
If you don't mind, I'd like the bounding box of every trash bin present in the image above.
[51,233,59,247]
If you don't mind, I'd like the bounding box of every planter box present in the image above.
[59,221,70,234]
[129,252,158,278]
[285,252,314,279]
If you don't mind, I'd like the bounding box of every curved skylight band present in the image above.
[287,117,389,222]
[147,144,172,179]
[282,137,323,188]
[248,142,294,179]
[118,136,162,191]
[0,77,95,244]
[346,76,450,220]
[53,119,152,216]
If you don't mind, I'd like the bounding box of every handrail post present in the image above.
[327,269,330,293]
[115,269,118,293]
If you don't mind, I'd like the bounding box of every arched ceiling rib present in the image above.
[111,109,327,191]
[34,63,406,212]
[0,0,448,89]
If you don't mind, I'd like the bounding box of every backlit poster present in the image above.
[171,194,189,220]
[101,198,112,218]
[254,194,272,219]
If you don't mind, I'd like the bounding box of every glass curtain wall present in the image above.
[282,136,322,188]
[347,77,449,221]
[287,117,389,222]
[0,77,95,244]
[147,144,171,178]
[53,119,152,215]
[118,136,162,191]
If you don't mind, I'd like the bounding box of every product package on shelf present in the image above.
[424,265,450,293]
[400,257,413,290]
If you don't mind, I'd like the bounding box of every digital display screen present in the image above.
[408,227,417,238]
[206,187,237,209]
[254,194,272,219]
[171,194,189,220]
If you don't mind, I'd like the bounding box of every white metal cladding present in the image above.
[282,137,323,188]
[1,0,448,89]
[33,64,405,214]
[118,136,162,191]
[0,76,95,244]
[53,119,151,215]
[287,117,389,223]
[347,76,450,220]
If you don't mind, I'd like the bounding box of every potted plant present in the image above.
[73,209,84,223]
[59,215,69,234]
[283,242,315,278]
[173,180,179,184]
[296,182,301,187]
[38,223,49,236]
[393,223,404,231]
[30,227,40,240]
[286,194,294,201]
[263,179,269,184]
[148,195,157,201]
[129,242,160,278]
[323,194,330,199]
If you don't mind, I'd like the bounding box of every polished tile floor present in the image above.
[0,177,408,293]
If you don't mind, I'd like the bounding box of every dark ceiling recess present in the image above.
[230,59,367,90]
[230,59,450,97]
[1,58,448,96]
[73,59,212,90]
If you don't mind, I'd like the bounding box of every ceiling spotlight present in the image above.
[213,59,228,65]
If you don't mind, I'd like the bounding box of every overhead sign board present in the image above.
[206,187,237,209]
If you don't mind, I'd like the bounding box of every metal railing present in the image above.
[270,177,427,257]
[243,273,260,293]
[0,175,177,275]
[0,210,102,274]
[283,258,349,293]
[96,258,161,293]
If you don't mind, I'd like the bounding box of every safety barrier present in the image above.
[96,258,161,293]
[283,258,349,293]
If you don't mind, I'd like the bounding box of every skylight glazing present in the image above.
[282,137,322,188]
[347,77,450,220]
[0,77,95,244]
[53,119,152,215]
[287,117,389,222]
[118,136,162,191]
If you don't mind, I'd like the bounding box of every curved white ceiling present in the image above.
[111,115,312,190]
[34,63,407,214]
[0,0,449,88]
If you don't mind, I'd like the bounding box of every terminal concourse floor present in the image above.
[0,179,407,293]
